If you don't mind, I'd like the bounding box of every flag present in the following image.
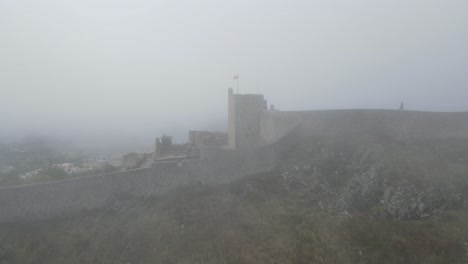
[233,74,239,80]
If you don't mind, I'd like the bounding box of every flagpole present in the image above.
[233,74,239,93]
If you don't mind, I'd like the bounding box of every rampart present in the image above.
[0,145,276,223]
[259,109,468,144]
[227,88,468,149]
[199,144,277,184]
[0,167,185,222]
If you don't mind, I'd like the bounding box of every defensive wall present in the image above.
[227,89,468,148]
[259,109,468,144]
[189,131,228,146]
[0,145,276,223]
[198,143,277,184]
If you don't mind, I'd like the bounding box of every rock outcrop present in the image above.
[278,135,468,220]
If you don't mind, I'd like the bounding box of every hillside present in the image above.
[1,133,468,263]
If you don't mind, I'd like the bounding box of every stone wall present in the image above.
[0,145,276,223]
[0,165,199,223]
[189,131,228,146]
[228,89,468,149]
[199,144,277,184]
[259,109,468,144]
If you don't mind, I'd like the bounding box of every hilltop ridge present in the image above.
[1,130,467,263]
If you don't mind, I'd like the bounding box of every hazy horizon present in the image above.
[2,0,468,151]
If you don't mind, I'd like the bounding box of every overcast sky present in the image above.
[1,0,468,151]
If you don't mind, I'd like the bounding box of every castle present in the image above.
[143,88,468,168]
[124,88,275,169]
[2,89,468,222]
[120,88,288,169]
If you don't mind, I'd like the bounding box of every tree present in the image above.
[28,166,68,184]
[161,134,173,149]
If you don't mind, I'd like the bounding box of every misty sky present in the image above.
[1,0,468,150]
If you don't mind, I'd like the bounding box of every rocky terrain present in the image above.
[279,133,468,221]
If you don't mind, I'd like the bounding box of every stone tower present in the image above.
[154,137,161,161]
[228,88,268,149]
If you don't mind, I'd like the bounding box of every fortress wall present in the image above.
[0,163,200,223]
[199,144,277,184]
[0,145,275,223]
[189,131,228,146]
[260,110,468,144]
[195,143,277,184]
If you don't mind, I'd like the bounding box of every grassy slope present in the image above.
[1,136,468,264]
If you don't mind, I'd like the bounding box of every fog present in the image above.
[1,0,468,151]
